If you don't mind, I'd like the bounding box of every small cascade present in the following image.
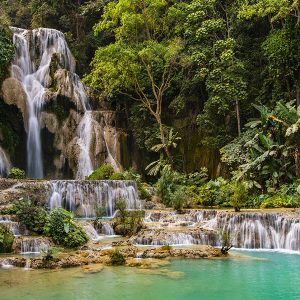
[102,122,121,172]
[0,215,26,236]
[24,259,31,270]
[0,260,13,269]
[76,111,94,179]
[17,237,50,254]
[132,229,217,246]
[81,222,101,241]
[0,147,11,177]
[49,180,141,217]
[101,223,115,235]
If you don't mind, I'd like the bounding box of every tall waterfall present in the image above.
[49,180,141,217]
[11,27,77,178]
[0,146,11,176]
[136,210,300,251]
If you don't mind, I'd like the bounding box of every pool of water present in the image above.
[0,251,299,300]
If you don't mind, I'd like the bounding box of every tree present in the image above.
[183,0,247,147]
[85,0,184,165]
[239,0,300,106]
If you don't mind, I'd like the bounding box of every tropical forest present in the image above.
[0,1,299,299]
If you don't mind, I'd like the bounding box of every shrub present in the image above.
[45,208,88,248]
[109,248,125,265]
[156,168,183,206]
[230,182,249,212]
[170,186,191,211]
[260,195,300,208]
[0,224,14,253]
[159,245,172,251]
[113,199,144,236]
[88,164,114,180]
[109,172,125,180]
[14,198,48,234]
[8,167,26,179]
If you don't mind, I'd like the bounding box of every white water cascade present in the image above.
[0,146,11,176]
[137,210,300,251]
[49,180,141,217]
[11,27,77,178]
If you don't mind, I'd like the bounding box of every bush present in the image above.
[14,198,48,233]
[109,172,125,180]
[0,224,14,253]
[8,167,26,179]
[230,182,249,212]
[195,178,231,207]
[260,195,300,208]
[45,208,88,248]
[109,248,126,265]
[170,186,191,211]
[88,164,114,180]
[113,199,144,236]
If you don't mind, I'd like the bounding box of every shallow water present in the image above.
[0,251,299,300]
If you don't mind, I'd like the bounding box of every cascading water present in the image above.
[11,27,76,178]
[49,180,141,217]
[0,146,11,176]
[76,111,94,179]
[137,210,300,251]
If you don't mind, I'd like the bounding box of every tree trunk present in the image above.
[156,115,173,164]
[235,99,241,136]
[295,148,300,177]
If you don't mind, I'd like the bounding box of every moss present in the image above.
[49,53,59,90]
[88,164,114,180]
[0,224,14,253]
[8,167,26,179]
[109,172,125,180]
[109,248,126,265]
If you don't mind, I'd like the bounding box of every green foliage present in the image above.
[109,248,126,266]
[0,224,14,253]
[113,199,144,236]
[87,164,114,180]
[159,245,172,251]
[14,198,48,234]
[0,26,14,81]
[109,172,125,180]
[41,246,58,262]
[45,208,88,248]
[230,182,249,212]
[260,195,299,209]
[8,168,26,179]
[195,178,231,207]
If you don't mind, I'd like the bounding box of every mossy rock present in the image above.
[0,224,14,253]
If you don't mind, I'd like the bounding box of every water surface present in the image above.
[0,251,299,300]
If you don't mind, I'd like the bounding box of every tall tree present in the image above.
[85,0,184,165]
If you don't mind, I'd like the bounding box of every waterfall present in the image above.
[101,223,115,235]
[0,215,26,236]
[138,210,300,251]
[102,123,121,172]
[81,222,101,241]
[11,27,76,178]
[18,237,50,254]
[76,111,94,179]
[0,147,11,176]
[213,212,300,251]
[49,180,141,217]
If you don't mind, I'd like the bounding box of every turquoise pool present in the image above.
[0,251,299,300]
